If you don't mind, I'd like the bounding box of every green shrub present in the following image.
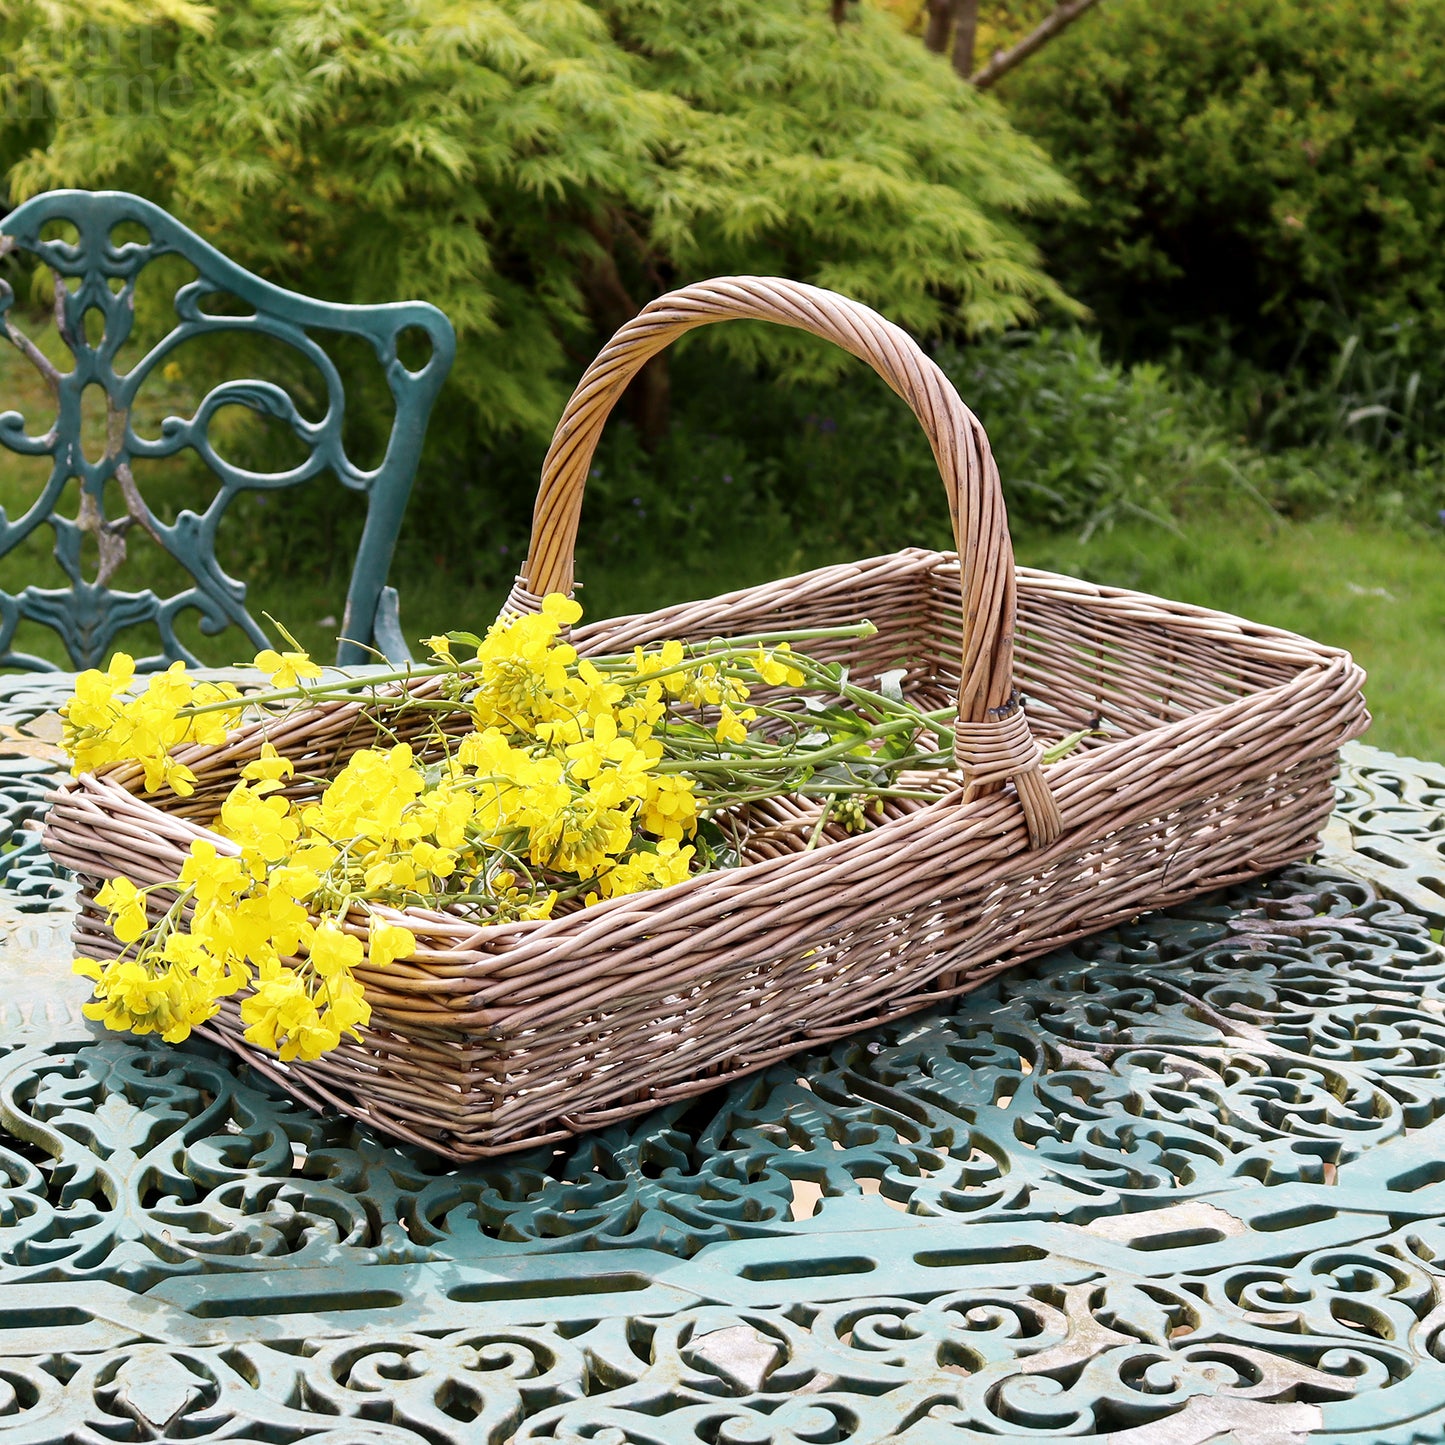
[1234,311,1445,459]
[1001,0,1445,368]
[2,0,1074,463]
[544,327,1445,600]
[421,326,1325,606]
[941,331,1258,536]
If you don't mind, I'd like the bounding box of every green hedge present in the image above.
[1002,0,1445,366]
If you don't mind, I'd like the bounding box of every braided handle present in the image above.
[508,277,1062,848]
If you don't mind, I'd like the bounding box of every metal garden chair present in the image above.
[0,189,455,670]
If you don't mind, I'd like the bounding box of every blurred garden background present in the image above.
[2,0,1444,755]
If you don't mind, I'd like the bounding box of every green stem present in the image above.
[698,780,944,813]
[179,623,881,719]
[653,707,951,775]
[804,804,834,851]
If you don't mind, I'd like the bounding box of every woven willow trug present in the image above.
[44,278,1369,1159]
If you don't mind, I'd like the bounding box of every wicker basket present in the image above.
[44,278,1370,1160]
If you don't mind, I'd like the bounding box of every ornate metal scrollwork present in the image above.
[0,862,1442,1441]
[0,190,455,669]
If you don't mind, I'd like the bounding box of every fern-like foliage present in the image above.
[2,0,1076,439]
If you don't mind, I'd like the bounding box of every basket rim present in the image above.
[44,545,1368,970]
[571,551,1361,670]
[49,651,1366,952]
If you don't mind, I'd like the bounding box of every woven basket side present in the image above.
[191,751,1340,1159]
[1014,600,1287,740]
[1004,565,1345,744]
[573,547,943,694]
[42,532,1370,1161]
[57,742,1344,1161]
[47,641,1366,1163]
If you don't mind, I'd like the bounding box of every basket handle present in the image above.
[506,277,1063,849]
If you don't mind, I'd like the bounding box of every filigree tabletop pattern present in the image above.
[1,723,1445,1441]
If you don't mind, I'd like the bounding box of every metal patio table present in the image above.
[0,670,1443,1444]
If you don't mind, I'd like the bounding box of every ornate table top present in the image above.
[0,668,1443,1444]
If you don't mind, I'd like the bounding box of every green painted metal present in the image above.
[0,719,1442,1440]
[0,190,456,669]
[1323,741,1445,928]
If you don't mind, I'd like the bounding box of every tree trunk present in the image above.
[923,0,955,54]
[631,345,671,447]
[580,223,671,450]
[950,0,981,78]
[630,358,671,450]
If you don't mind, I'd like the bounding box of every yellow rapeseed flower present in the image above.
[63,591,857,1064]
[253,647,324,689]
[369,920,416,969]
[95,876,150,944]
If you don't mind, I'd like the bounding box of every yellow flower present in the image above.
[640,775,698,842]
[77,953,219,1042]
[634,639,688,696]
[304,744,424,844]
[469,604,580,732]
[96,875,150,945]
[253,647,324,689]
[291,840,340,873]
[565,658,625,719]
[369,920,416,969]
[429,791,474,850]
[517,891,558,922]
[146,752,198,799]
[600,840,695,898]
[61,652,243,793]
[364,855,416,893]
[220,782,301,871]
[322,970,371,1037]
[309,921,363,980]
[715,704,754,746]
[76,651,135,709]
[187,680,244,746]
[564,710,621,781]
[229,884,312,964]
[269,861,323,900]
[61,583,840,1064]
[241,742,295,794]
[753,644,805,688]
[541,594,583,627]
[410,840,457,880]
[179,840,249,909]
[241,969,334,1060]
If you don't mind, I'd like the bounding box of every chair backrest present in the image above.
[0,189,455,670]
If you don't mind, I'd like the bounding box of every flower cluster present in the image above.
[62,654,245,795]
[64,595,838,1063]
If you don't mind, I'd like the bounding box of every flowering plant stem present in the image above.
[175,623,882,718]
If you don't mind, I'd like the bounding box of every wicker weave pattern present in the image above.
[43,279,1369,1160]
